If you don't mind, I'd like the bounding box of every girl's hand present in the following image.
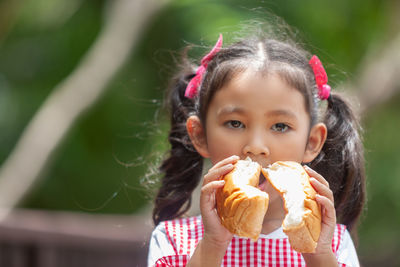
[302,166,338,266]
[187,156,239,267]
[200,155,239,247]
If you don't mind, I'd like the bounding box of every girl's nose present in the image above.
[243,132,270,157]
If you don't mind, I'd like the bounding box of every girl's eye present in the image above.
[225,120,245,129]
[271,123,289,132]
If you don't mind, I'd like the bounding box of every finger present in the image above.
[310,178,334,201]
[304,165,329,188]
[200,180,225,210]
[203,163,234,185]
[316,194,336,225]
[209,155,239,172]
[202,180,225,195]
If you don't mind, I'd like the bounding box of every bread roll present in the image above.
[261,161,321,253]
[216,158,269,241]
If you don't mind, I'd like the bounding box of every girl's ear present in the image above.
[303,122,327,163]
[186,115,210,158]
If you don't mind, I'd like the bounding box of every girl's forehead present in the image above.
[208,70,308,116]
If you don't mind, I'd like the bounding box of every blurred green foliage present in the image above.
[0,0,399,265]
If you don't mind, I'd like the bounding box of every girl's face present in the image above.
[187,69,326,207]
[204,70,316,168]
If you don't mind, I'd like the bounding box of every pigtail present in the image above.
[310,93,366,233]
[152,70,204,226]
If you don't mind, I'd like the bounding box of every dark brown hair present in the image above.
[152,35,366,236]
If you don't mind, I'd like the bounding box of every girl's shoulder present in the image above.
[154,215,203,235]
[151,216,204,257]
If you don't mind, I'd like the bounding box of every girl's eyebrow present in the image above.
[217,106,245,116]
[217,107,298,119]
[266,109,298,119]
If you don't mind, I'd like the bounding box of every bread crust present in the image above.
[262,161,321,253]
[216,160,269,241]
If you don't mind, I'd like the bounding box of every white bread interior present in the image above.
[216,158,269,241]
[262,161,321,253]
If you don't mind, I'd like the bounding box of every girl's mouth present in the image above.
[258,172,267,190]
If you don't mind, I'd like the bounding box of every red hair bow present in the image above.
[309,55,331,100]
[185,34,223,98]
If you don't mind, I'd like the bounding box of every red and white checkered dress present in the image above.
[148,216,359,266]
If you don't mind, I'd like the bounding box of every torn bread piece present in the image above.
[216,158,269,241]
[262,161,321,253]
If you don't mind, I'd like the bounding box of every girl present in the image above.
[148,32,365,266]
